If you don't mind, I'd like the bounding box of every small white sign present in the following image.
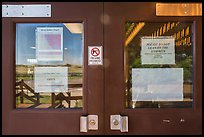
[141,36,175,64]
[88,46,103,65]
[34,67,68,92]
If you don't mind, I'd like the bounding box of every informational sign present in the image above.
[88,46,103,65]
[132,68,183,101]
[141,36,175,64]
[36,27,63,61]
[34,67,68,92]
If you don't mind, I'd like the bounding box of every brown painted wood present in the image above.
[104,2,202,135]
[2,2,104,135]
[2,2,202,135]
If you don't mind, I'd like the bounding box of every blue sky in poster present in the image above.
[16,23,83,65]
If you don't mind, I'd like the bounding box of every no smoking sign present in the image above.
[88,46,103,65]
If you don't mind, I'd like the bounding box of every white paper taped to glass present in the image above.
[141,36,175,65]
[34,67,68,93]
[132,68,183,101]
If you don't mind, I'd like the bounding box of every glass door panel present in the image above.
[124,22,193,108]
[16,23,84,109]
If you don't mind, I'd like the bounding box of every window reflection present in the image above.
[125,22,193,108]
[16,23,84,109]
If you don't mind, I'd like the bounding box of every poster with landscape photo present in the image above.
[36,27,63,61]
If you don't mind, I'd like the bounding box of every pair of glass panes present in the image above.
[15,22,193,109]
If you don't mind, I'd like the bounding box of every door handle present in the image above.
[80,115,98,132]
[110,115,128,132]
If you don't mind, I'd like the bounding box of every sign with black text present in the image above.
[34,67,68,92]
[141,36,175,64]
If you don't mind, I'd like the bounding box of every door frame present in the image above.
[2,2,202,135]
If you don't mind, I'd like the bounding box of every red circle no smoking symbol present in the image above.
[91,48,100,56]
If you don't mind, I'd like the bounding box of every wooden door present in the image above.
[104,2,202,135]
[2,2,104,135]
[2,2,202,135]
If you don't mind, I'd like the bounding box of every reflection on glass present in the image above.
[125,22,193,108]
[16,23,84,109]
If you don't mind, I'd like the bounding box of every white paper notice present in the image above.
[36,27,63,61]
[141,36,175,64]
[34,67,68,92]
[132,68,183,101]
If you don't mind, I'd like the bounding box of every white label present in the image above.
[88,46,103,65]
[2,4,51,17]
[34,67,68,93]
[141,36,175,64]
[132,68,183,101]
[36,27,63,61]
